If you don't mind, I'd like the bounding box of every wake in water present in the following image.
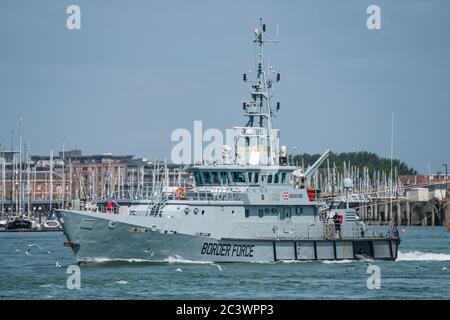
[80,255,215,265]
[321,259,354,264]
[79,251,450,265]
[397,251,450,261]
[163,255,214,265]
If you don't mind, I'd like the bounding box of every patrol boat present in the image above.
[57,20,400,263]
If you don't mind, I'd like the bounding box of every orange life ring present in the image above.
[175,187,186,200]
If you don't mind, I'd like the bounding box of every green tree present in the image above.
[292,151,417,175]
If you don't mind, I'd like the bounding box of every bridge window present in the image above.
[193,172,202,186]
[274,173,280,184]
[232,172,246,183]
[220,172,229,185]
[281,172,287,184]
[248,172,257,184]
[202,172,211,184]
[245,209,250,218]
[211,172,220,184]
[267,174,273,184]
[252,172,259,184]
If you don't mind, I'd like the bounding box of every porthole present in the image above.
[184,208,189,214]
[271,208,277,213]
[194,208,199,214]
[265,208,270,213]
[201,210,205,215]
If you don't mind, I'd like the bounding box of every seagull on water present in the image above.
[212,264,223,272]
[28,244,43,250]
[175,268,182,272]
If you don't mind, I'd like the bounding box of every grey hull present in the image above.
[57,210,398,263]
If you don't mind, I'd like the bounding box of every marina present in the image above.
[1,151,448,230]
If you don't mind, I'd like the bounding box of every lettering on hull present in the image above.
[201,243,255,257]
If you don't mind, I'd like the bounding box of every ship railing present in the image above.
[322,221,396,240]
[263,221,396,241]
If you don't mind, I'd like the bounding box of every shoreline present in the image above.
[0,229,63,233]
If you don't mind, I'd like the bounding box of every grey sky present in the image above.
[0,0,449,174]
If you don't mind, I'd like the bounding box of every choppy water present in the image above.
[1,227,449,299]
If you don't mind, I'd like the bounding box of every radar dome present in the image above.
[343,178,353,189]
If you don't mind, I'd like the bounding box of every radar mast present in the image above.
[239,18,280,166]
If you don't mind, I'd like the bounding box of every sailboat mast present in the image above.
[390,113,394,221]
[49,148,53,213]
[10,130,14,215]
[62,137,65,209]
[1,154,5,214]
[26,143,31,217]
[19,118,23,215]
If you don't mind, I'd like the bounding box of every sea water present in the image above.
[0,227,449,299]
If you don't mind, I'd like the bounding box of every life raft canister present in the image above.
[175,187,186,200]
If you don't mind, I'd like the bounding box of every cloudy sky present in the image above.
[0,0,449,173]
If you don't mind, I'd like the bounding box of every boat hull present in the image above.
[56,210,398,263]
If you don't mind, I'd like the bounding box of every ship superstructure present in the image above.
[57,20,399,262]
